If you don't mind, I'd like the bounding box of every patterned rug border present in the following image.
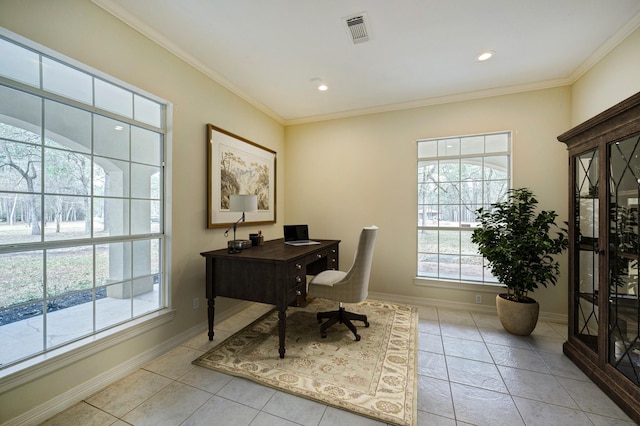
[193,299,418,426]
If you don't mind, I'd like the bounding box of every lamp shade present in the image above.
[229,194,258,213]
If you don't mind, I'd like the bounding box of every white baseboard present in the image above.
[3,301,253,426]
[368,291,567,324]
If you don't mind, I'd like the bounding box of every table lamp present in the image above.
[225,194,258,253]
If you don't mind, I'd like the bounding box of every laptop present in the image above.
[283,224,320,246]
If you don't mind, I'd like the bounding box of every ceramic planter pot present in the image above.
[495,294,539,336]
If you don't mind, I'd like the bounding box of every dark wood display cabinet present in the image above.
[558,91,640,422]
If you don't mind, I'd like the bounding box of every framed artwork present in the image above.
[207,124,276,228]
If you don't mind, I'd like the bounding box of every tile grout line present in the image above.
[435,307,458,424]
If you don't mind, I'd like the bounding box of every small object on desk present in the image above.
[283,224,319,245]
[228,239,252,251]
[249,233,264,246]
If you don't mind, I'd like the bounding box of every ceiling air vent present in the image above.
[343,12,370,44]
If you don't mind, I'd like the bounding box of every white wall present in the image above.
[285,87,572,317]
[0,0,284,423]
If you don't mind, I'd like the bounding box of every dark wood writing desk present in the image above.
[200,238,340,358]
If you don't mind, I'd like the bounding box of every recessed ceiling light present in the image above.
[476,50,495,62]
[114,125,124,131]
[311,78,328,91]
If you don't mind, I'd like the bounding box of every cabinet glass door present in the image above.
[575,149,599,353]
[609,135,640,385]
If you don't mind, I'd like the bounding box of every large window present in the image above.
[417,132,511,283]
[0,32,168,369]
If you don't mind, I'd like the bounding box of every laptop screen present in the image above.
[284,224,309,242]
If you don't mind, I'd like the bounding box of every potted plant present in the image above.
[471,188,569,335]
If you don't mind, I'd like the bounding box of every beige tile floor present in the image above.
[40,303,636,426]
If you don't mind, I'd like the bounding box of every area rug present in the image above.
[192,298,418,426]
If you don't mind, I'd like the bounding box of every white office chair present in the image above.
[307,226,378,341]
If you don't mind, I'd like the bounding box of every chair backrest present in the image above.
[341,226,378,302]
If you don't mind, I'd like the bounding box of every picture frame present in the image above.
[207,124,276,228]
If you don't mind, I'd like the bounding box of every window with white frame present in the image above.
[0,33,168,369]
[417,132,511,283]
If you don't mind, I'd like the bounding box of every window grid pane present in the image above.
[42,57,93,104]
[0,38,40,86]
[417,132,511,284]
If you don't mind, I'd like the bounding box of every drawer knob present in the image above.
[296,263,302,269]
[296,276,303,283]
[317,254,322,258]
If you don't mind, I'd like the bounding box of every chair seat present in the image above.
[309,270,347,286]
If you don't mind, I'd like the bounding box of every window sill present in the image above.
[414,276,505,293]
[0,308,175,393]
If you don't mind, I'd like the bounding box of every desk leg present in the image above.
[208,297,215,341]
[278,309,286,358]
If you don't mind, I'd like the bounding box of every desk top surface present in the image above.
[200,238,340,262]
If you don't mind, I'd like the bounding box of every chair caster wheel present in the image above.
[355,334,361,341]
[364,322,370,327]
[321,332,327,338]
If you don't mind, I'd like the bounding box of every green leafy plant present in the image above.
[471,188,569,303]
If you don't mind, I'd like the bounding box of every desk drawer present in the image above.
[287,260,306,277]
[287,282,306,305]
[306,246,338,271]
[327,246,338,270]
[287,273,305,290]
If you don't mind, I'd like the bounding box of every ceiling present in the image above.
[92,0,640,125]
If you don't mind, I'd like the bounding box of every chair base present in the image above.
[316,305,369,341]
